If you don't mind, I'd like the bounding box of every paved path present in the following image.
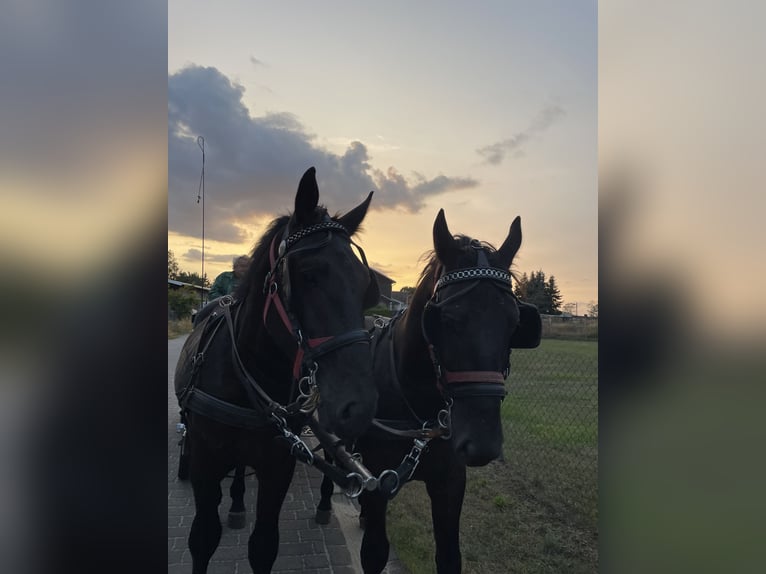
[168,334,407,574]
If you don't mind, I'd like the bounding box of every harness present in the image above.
[176,218,375,466]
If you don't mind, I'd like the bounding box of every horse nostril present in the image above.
[339,401,357,423]
[459,440,476,458]
[334,399,374,439]
[456,439,499,467]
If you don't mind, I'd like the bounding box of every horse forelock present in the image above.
[411,235,519,308]
[234,205,340,302]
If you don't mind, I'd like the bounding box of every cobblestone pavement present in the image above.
[169,334,407,574]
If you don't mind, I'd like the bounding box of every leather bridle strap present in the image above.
[304,329,371,361]
[443,371,506,384]
[292,329,372,380]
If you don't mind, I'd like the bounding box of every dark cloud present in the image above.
[168,65,479,241]
[249,55,266,67]
[477,105,565,165]
[183,249,243,266]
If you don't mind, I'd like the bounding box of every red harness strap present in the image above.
[292,336,333,380]
[263,235,293,332]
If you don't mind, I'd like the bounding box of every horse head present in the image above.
[421,209,541,466]
[252,167,379,439]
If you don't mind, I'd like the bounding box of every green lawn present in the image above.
[387,338,598,573]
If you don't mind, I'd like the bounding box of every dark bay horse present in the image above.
[174,167,380,574]
[316,209,542,573]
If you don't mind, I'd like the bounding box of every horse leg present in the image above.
[315,449,334,524]
[188,470,224,574]
[359,501,366,530]
[227,464,247,529]
[425,465,467,574]
[248,453,296,574]
[359,490,390,574]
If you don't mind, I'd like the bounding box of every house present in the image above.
[370,268,395,306]
[384,290,411,312]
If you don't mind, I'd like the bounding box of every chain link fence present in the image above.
[504,332,598,523]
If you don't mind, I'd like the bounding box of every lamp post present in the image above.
[197,136,205,310]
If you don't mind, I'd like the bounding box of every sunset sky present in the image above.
[168,1,597,310]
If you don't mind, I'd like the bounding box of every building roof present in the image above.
[370,267,396,284]
[168,278,210,291]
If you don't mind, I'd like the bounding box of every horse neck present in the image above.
[234,277,292,396]
[393,297,439,394]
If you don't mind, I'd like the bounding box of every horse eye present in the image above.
[300,271,319,287]
[442,312,461,330]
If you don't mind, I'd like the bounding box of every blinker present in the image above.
[278,239,287,257]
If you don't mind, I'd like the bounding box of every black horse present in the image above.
[174,167,380,574]
[315,209,542,573]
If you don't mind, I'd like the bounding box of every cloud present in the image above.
[169,65,479,241]
[183,249,243,265]
[249,55,266,67]
[477,105,566,165]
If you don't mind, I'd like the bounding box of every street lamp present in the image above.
[197,135,205,310]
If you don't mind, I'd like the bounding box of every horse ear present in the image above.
[294,167,319,225]
[497,216,522,270]
[338,191,374,235]
[433,209,460,266]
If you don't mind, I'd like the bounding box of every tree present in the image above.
[563,302,577,316]
[177,270,210,289]
[587,301,599,318]
[545,275,563,315]
[168,286,199,320]
[513,272,528,300]
[513,269,563,315]
[168,250,179,279]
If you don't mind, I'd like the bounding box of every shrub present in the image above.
[365,304,395,318]
[168,286,200,320]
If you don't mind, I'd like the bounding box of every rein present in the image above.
[364,314,452,498]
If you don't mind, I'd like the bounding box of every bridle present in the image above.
[180,216,382,497]
[422,244,515,400]
[371,246,518,497]
[261,217,374,399]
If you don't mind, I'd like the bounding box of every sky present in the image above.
[168,1,597,311]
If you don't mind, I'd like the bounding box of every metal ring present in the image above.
[437,408,451,430]
[344,473,364,499]
[297,375,314,398]
[378,469,400,496]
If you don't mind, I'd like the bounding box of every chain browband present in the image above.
[279,220,349,255]
[434,267,512,292]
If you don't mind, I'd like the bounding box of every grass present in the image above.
[168,318,193,339]
[386,338,598,573]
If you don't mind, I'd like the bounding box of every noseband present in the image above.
[422,248,515,400]
[262,219,373,384]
